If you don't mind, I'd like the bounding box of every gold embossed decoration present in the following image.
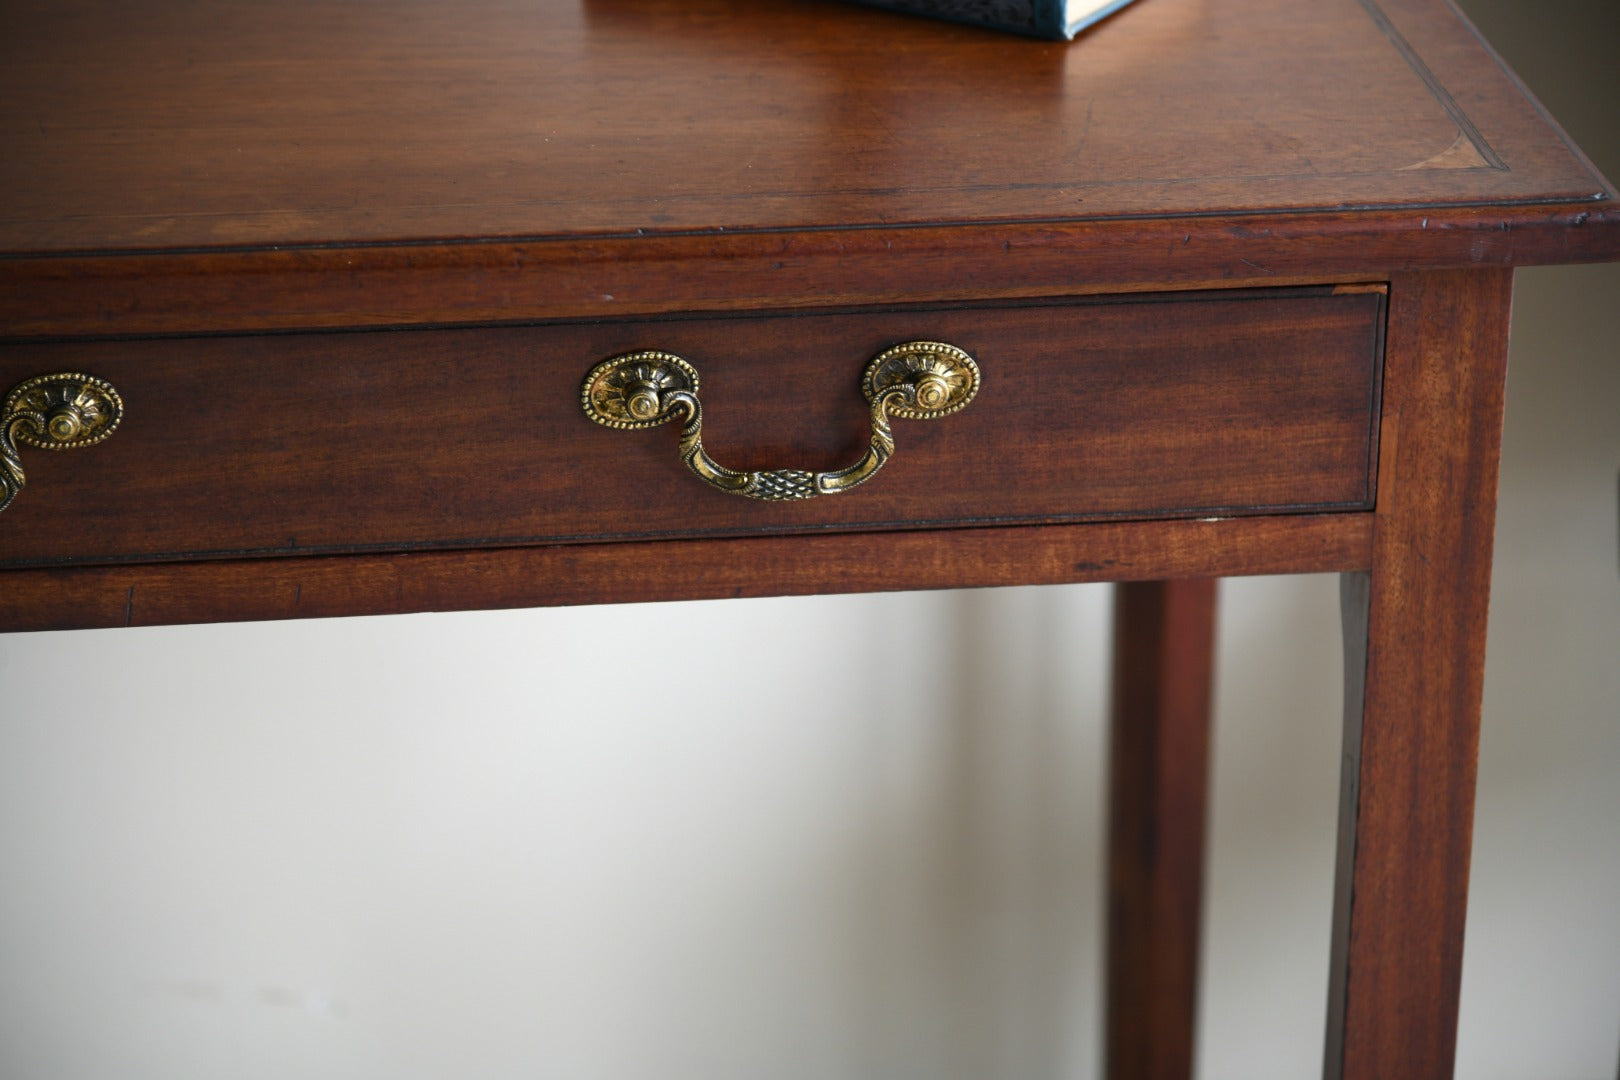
[1,372,124,515]
[581,341,979,501]
[580,351,700,430]
[863,341,980,419]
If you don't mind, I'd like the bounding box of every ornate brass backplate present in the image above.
[582,341,979,501]
[1,373,124,515]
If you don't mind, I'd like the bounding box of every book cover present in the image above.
[846,0,1140,41]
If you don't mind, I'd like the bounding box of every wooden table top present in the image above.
[2,0,1617,334]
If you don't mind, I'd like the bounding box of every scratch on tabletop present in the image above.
[1074,100,1095,163]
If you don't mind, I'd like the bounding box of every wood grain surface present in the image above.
[1,0,1609,252]
[0,288,1383,568]
[0,513,1367,633]
[1107,578,1217,1080]
[1326,269,1511,1080]
[2,0,1617,335]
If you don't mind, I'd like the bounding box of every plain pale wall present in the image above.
[1447,2,1620,1075]
[1,1,1616,1077]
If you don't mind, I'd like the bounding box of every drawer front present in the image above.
[0,289,1382,568]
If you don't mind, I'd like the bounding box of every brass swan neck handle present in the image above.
[1,373,124,515]
[581,342,980,501]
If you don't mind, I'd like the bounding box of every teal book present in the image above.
[847,0,1141,40]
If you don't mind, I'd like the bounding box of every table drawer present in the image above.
[0,288,1382,568]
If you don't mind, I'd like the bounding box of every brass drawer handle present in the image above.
[1,373,124,515]
[582,341,980,501]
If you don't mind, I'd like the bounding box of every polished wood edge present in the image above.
[1,513,1371,633]
[1106,578,1217,1080]
[1,204,1612,338]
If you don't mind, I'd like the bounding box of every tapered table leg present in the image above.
[1106,577,1217,1080]
[1326,269,1513,1079]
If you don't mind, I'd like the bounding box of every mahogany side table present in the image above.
[3,1,1617,1076]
